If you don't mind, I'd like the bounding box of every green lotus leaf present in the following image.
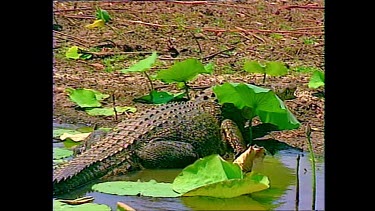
[183,172,269,198]
[53,129,82,139]
[53,200,110,211]
[243,61,265,74]
[65,88,102,108]
[308,70,325,89]
[172,154,243,194]
[155,58,208,83]
[53,148,73,160]
[95,8,111,23]
[121,52,158,73]
[265,61,288,76]
[85,106,137,116]
[213,83,300,130]
[65,46,82,60]
[133,91,185,104]
[92,180,180,198]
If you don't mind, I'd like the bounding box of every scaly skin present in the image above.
[53,90,248,196]
[53,83,293,196]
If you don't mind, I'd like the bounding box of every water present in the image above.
[53,124,324,210]
[270,150,325,211]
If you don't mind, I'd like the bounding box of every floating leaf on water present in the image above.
[85,106,137,116]
[53,129,82,139]
[53,199,110,211]
[63,139,82,149]
[172,154,243,194]
[120,52,158,73]
[60,132,91,142]
[53,148,73,160]
[92,180,181,198]
[182,172,270,198]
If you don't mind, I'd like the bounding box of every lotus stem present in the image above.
[143,71,154,91]
[262,73,266,84]
[184,82,190,100]
[306,123,316,210]
[248,119,253,145]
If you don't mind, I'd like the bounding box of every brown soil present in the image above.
[53,0,324,155]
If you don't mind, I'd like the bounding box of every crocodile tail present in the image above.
[53,146,134,196]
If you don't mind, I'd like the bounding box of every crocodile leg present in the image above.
[136,140,198,169]
[135,119,247,170]
[221,119,248,157]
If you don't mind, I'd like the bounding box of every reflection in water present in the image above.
[53,149,324,210]
[182,195,271,210]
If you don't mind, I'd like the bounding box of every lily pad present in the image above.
[172,154,243,194]
[92,180,181,198]
[212,82,300,130]
[60,132,91,142]
[183,172,269,198]
[53,129,82,139]
[53,148,73,160]
[63,139,81,149]
[53,200,110,211]
[85,106,137,116]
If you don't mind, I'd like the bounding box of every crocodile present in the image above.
[53,88,258,196]
[53,83,294,195]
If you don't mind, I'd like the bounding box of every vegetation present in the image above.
[308,70,325,89]
[306,123,317,210]
[53,1,325,209]
[92,154,269,198]
[243,60,289,83]
[213,82,300,143]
